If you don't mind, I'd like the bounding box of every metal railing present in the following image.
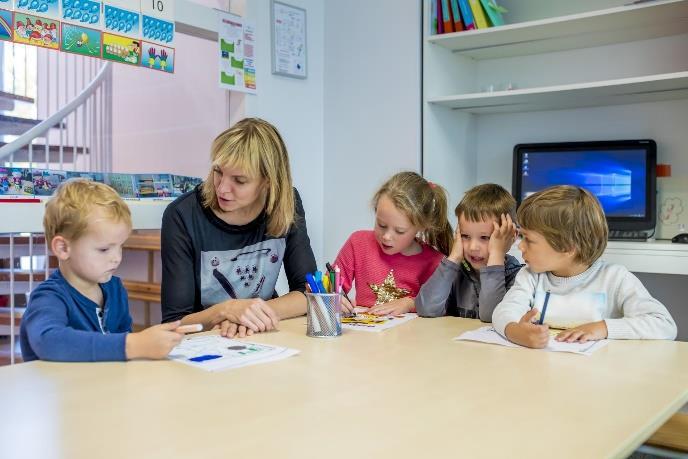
[0,47,112,365]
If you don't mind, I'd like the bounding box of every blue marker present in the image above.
[305,273,320,293]
[314,271,326,294]
[538,291,551,325]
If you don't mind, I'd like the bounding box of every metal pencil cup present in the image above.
[306,293,342,338]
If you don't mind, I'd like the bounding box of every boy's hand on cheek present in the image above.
[447,223,464,264]
[487,214,516,266]
[555,321,608,343]
[504,308,550,349]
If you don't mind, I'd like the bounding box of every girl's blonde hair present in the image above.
[517,185,608,265]
[372,172,453,256]
[201,118,295,237]
[44,178,132,243]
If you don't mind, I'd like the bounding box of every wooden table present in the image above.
[1,317,687,459]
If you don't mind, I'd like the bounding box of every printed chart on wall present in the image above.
[217,10,256,94]
[271,0,306,78]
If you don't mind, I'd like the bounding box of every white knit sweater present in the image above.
[492,260,677,340]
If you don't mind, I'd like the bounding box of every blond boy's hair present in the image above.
[373,171,453,256]
[201,118,295,237]
[455,183,516,222]
[517,185,608,265]
[44,179,132,243]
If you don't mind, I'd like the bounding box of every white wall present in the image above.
[238,0,325,270]
[322,0,422,264]
[111,16,229,178]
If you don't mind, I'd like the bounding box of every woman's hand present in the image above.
[214,298,280,332]
[367,297,414,316]
[217,320,255,338]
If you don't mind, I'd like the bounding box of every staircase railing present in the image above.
[0,51,113,365]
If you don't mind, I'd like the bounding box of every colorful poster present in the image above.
[217,11,256,94]
[60,23,101,57]
[171,175,201,196]
[61,0,101,27]
[32,169,67,196]
[105,173,137,198]
[135,173,171,198]
[0,168,31,195]
[65,171,105,182]
[0,9,12,42]
[141,41,173,72]
[13,13,59,49]
[14,0,59,19]
[102,32,140,65]
[103,2,140,38]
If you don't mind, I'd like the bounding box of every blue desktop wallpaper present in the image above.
[520,149,647,217]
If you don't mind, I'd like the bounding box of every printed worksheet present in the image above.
[454,326,608,356]
[341,310,417,333]
[169,335,299,371]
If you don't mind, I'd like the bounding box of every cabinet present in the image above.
[422,0,688,271]
[423,0,688,202]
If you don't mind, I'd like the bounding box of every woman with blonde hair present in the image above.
[161,118,316,338]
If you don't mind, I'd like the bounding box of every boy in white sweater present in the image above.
[493,186,677,348]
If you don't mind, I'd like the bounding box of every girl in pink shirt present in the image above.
[334,172,452,316]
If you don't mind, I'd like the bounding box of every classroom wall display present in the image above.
[102,31,139,64]
[0,169,202,199]
[271,0,306,79]
[60,22,101,56]
[0,9,12,41]
[13,13,59,49]
[657,176,688,240]
[141,41,173,72]
[3,0,174,73]
[217,10,257,94]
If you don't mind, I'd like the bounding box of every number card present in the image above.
[103,0,140,38]
[15,0,60,19]
[60,0,101,27]
[141,0,173,45]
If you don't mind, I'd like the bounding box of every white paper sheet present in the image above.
[454,326,609,356]
[169,335,299,371]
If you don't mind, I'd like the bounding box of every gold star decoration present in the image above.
[368,270,410,305]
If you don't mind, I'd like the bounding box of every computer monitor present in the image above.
[512,140,657,232]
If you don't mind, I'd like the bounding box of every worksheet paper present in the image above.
[169,335,299,371]
[341,310,417,332]
[454,326,608,356]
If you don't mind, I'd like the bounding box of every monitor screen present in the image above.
[512,140,656,231]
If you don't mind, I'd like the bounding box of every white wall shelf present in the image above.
[427,0,688,60]
[0,199,171,234]
[428,71,688,114]
[509,241,688,275]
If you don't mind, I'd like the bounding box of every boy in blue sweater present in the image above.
[20,179,185,362]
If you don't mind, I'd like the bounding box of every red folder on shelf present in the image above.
[450,0,465,31]
[440,0,455,33]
